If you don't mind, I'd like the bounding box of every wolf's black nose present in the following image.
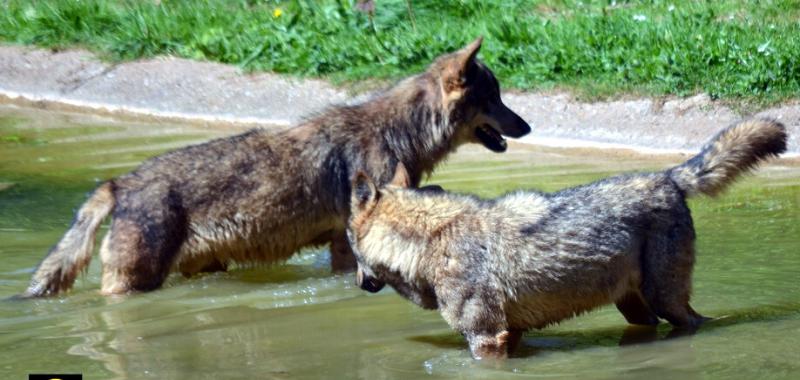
[359,275,386,293]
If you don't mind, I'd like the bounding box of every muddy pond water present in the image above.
[1,105,799,379]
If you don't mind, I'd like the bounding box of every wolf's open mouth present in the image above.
[475,124,507,153]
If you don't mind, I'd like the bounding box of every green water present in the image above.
[1,105,799,379]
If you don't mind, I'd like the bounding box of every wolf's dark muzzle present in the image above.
[495,102,532,138]
[357,270,386,293]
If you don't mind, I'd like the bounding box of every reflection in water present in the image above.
[618,325,659,345]
[60,291,304,379]
[406,302,800,378]
[1,105,799,379]
[411,302,800,351]
[65,310,126,380]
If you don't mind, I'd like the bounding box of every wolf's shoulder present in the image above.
[491,191,550,217]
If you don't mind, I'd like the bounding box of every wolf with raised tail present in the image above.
[347,119,787,360]
[22,37,531,297]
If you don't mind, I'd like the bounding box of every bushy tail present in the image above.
[669,118,787,197]
[21,182,115,297]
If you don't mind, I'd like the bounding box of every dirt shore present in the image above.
[1,44,797,153]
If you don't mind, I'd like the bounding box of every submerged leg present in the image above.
[100,188,187,294]
[615,291,660,326]
[640,228,708,330]
[468,330,513,361]
[330,231,357,272]
[505,329,525,357]
[438,283,509,360]
[178,254,228,278]
[619,325,659,346]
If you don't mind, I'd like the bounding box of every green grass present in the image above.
[1,0,800,104]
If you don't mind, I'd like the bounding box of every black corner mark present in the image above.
[29,374,82,380]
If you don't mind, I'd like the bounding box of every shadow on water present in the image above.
[408,301,800,357]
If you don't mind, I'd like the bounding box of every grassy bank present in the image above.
[1,0,799,104]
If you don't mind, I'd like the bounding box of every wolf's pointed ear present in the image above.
[442,36,482,93]
[352,171,377,210]
[389,162,411,188]
[458,36,483,68]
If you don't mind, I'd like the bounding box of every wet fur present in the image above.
[23,38,531,297]
[348,119,787,360]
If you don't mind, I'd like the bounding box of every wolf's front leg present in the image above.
[466,330,513,360]
[330,231,357,272]
[437,283,510,360]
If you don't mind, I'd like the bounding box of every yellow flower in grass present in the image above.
[273,8,283,18]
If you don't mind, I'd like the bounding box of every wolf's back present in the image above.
[669,119,787,197]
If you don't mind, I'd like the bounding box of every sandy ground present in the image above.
[1,44,798,153]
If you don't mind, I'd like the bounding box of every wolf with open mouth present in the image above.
[23,37,530,297]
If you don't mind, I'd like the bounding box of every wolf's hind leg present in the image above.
[615,291,659,326]
[198,257,228,273]
[99,189,187,294]
[640,228,709,330]
[178,253,228,278]
[330,231,357,272]
[100,217,182,294]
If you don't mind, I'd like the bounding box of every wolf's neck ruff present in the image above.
[307,73,455,183]
[358,190,474,281]
[376,76,455,177]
